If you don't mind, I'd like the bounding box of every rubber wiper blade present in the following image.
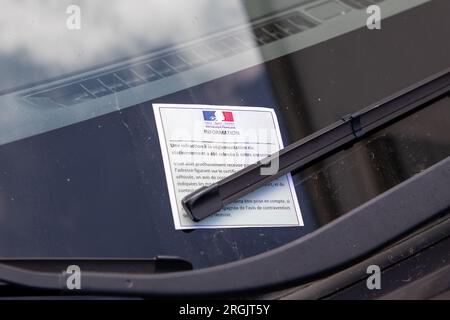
[182,69,450,222]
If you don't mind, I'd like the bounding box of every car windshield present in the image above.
[1,0,449,269]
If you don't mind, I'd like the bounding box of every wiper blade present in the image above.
[182,69,450,222]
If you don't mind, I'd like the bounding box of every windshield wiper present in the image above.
[182,69,450,222]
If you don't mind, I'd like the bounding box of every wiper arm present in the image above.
[182,69,450,222]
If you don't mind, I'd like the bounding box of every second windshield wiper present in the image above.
[182,69,450,222]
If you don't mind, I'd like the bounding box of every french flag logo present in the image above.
[202,110,234,122]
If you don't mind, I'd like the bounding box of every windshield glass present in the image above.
[0,0,431,145]
[1,0,449,269]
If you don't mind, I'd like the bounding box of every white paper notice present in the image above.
[153,104,303,229]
